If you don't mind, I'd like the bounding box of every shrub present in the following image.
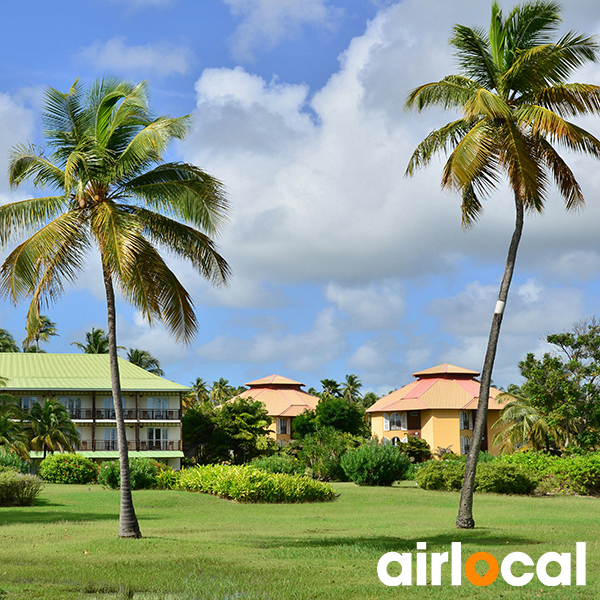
[251,454,303,476]
[475,462,539,495]
[397,436,432,463]
[98,458,169,490]
[415,460,465,491]
[176,464,337,503]
[0,451,29,474]
[155,469,179,490]
[39,453,99,484]
[340,442,410,486]
[0,470,44,506]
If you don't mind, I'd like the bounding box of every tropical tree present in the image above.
[1,78,230,537]
[341,374,363,404]
[0,329,19,353]
[25,398,79,458]
[71,327,110,354]
[126,348,164,376]
[0,391,29,459]
[23,313,58,352]
[210,378,235,406]
[183,377,210,412]
[320,378,341,398]
[405,1,600,529]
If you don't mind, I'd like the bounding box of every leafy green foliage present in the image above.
[39,453,99,484]
[176,464,337,503]
[415,460,466,491]
[98,458,169,490]
[340,442,410,486]
[0,470,44,506]
[251,454,304,476]
[292,409,317,438]
[397,436,432,463]
[0,450,28,473]
[315,396,367,436]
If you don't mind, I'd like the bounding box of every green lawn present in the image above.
[0,481,598,599]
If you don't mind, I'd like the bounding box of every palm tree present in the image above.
[23,313,58,352]
[492,392,563,453]
[1,78,230,538]
[210,378,234,406]
[71,327,110,354]
[405,1,600,528]
[0,414,29,459]
[320,378,341,398]
[341,374,363,403]
[25,398,79,458]
[126,348,164,376]
[183,377,210,411]
[0,329,19,353]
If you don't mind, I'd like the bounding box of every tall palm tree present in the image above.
[71,327,111,354]
[0,329,19,353]
[25,398,79,458]
[320,378,341,398]
[1,78,230,538]
[126,348,164,376]
[183,377,210,411]
[210,378,234,406]
[405,1,600,528]
[341,374,363,404]
[23,313,58,352]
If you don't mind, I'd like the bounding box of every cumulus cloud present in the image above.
[78,37,192,76]
[197,307,347,372]
[222,0,340,61]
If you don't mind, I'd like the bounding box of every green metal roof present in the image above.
[29,450,184,459]
[0,353,188,393]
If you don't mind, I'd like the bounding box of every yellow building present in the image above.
[366,363,504,455]
[233,375,319,444]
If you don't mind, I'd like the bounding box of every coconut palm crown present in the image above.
[0,78,231,537]
[405,1,600,528]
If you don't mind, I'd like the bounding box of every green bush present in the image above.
[155,469,179,490]
[415,459,538,494]
[98,457,169,490]
[250,454,303,476]
[0,470,44,506]
[475,462,539,495]
[0,451,29,474]
[176,464,337,503]
[39,453,99,484]
[397,436,432,463]
[340,442,410,486]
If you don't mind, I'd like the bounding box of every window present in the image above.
[382,436,391,444]
[60,396,81,418]
[102,397,115,419]
[148,427,168,450]
[20,396,38,411]
[460,411,473,430]
[276,417,289,435]
[391,437,401,446]
[383,413,390,431]
[147,397,169,418]
[460,435,470,455]
[104,427,117,450]
[390,412,407,431]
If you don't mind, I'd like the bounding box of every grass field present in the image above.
[0,481,598,599]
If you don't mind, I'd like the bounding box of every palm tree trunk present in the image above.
[456,195,524,529]
[102,260,142,539]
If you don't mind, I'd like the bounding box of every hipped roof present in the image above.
[235,374,318,417]
[366,363,504,413]
[0,353,188,393]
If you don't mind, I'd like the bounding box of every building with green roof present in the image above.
[0,354,187,468]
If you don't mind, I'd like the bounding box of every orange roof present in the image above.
[234,374,318,418]
[366,364,503,413]
[245,374,304,388]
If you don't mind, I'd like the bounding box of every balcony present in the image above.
[80,440,181,451]
[138,409,180,420]
[84,408,180,420]
[138,440,181,451]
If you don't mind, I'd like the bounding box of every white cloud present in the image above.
[222,0,340,61]
[197,307,347,371]
[325,280,405,329]
[78,37,192,76]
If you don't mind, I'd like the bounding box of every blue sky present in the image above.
[2,0,600,394]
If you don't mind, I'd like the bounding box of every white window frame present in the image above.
[460,435,470,455]
[383,413,390,431]
[276,417,289,435]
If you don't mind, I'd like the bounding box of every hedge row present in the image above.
[175,464,337,503]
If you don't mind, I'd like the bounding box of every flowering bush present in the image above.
[98,457,170,490]
[38,453,99,484]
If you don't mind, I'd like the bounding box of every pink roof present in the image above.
[366,364,503,413]
[233,374,318,417]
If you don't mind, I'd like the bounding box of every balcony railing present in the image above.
[69,408,180,420]
[138,409,180,420]
[80,440,181,451]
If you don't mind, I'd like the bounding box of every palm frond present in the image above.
[405,76,480,112]
[528,83,600,117]
[450,24,499,90]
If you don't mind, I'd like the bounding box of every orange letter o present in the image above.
[465,552,499,586]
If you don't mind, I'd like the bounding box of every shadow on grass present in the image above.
[0,510,118,526]
[255,531,542,553]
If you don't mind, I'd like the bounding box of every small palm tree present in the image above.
[405,0,600,529]
[23,313,58,352]
[126,348,164,376]
[71,327,110,354]
[183,377,210,411]
[1,78,230,537]
[25,398,79,459]
[320,378,341,398]
[341,374,363,403]
[0,329,19,353]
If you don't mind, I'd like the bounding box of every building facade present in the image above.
[232,375,319,444]
[366,363,505,456]
[0,353,187,468]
